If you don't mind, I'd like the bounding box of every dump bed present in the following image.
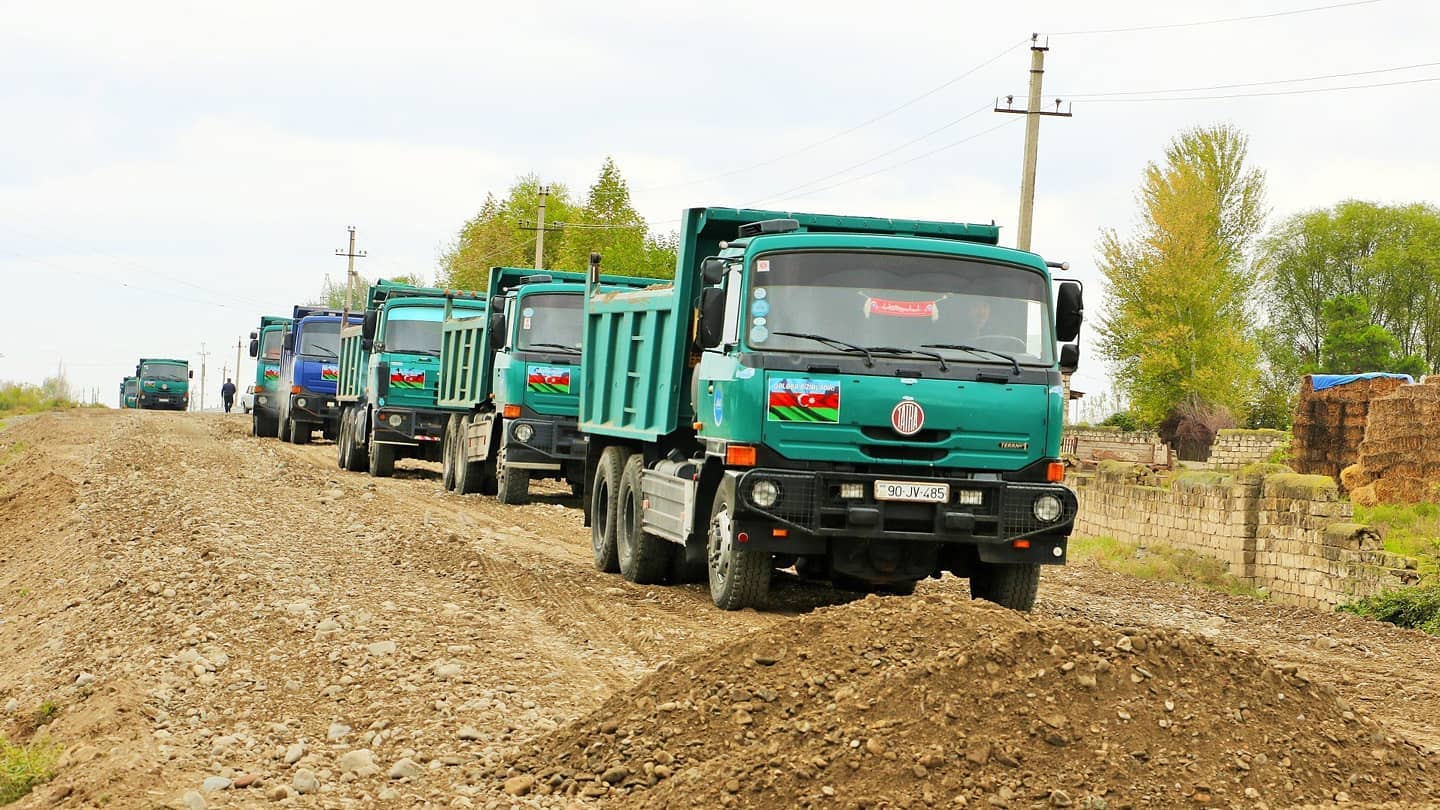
[579,207,1001,442]
[337,325,366,401]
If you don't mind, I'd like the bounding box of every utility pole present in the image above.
[995,34,1072,252]
[234,338,243,388]
[197,343,210,412]
[519,186,561,270]
[335,226,367,315]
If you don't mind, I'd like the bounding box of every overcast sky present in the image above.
[2,0,1436,410]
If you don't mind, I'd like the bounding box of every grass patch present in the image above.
[0,735,59,805]
[0,379,80,420]
[31,703,57,726]
[1070,536,1264,597]
[1354,502,1440,572]
[1340,585,1440,635]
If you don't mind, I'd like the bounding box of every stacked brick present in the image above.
[1207,429,1288,469]
[1344,376,1440,505]
[1291,374,1409,485]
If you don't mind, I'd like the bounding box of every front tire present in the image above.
[706,477,770,610]
[368,436,395,478]
[970,562,1040,611]
[590,446,629,573]
[616,454,673,584]
[495,438,531,505]
[288,416,311,445]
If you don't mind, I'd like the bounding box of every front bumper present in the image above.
[732,468,1077,560]
[140,391,188,409]
[289,392,341,424]
[373,407,447,446]
[505,415,585,469]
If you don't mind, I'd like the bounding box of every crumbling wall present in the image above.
[1208,428,1288,469]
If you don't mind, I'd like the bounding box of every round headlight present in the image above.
[1033,493,1063,523]
[514,423,534,443]
[296,397,308,408]
[751,479,781,509]
[388,413,403,427]
[257,395,268,405]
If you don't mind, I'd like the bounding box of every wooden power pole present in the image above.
[995,34,1072,252]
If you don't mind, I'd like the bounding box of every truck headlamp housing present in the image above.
[839,482,865,499]
[296,397,308,408]
[388,413,403,428]
[1033,493,1063,523]
[750,479,781,509]
[514,423,534,443]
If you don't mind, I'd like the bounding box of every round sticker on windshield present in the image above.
[522,307,535,317]
[753,287,767,300]
[751,299,770,317]
[749,325,770,344]
[752,317,766,326]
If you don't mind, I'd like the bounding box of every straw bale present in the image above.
[1339,464,1373,490]
[1349,484,1379,507]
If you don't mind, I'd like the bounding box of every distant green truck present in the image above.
[247,315,292,436]
[119,376,139,409]
[334,280,487,476]
[135,358,191,410]
[580,207,1085,611]
[438,265,651,503]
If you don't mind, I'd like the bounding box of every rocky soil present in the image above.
[2,409,1440,809]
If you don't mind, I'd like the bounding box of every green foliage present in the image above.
[0,734,58,805]
[1340,585,1440,634]
[1099,410,1140,431]
[1096,124,1266,426]
[1069,535,1264,597]
[0,376,78,417]
[439,159,677,292]
[1318,294,1426,375]
[31,703,57,725]
[1353,502,1440,566]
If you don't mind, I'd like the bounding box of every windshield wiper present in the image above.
[921,343,1021,376]
[308,345,338,358]
[864,346,949,372]
[772,331,875,367]
[393,348,442,357]
[526,342,581,355]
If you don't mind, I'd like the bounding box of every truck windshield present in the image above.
[297,321,340,358]
[141,363,188,380]
[515,293,582,352]
[745,251,1053,366]
[260,330,282,361]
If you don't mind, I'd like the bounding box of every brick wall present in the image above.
[1207,429,1288,469]
[1069,462,1419,609]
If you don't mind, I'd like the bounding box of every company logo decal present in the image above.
[390,368,427,390]
[767,378,840,423]
[526,365,572,394]
[891,399,925,436]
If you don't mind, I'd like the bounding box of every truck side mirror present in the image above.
[700,257,727,286]
[249,331,258,340]
[189,370,195,379]
[1055,282,1084,343]
[282,332,295,352]
[362,310,378,342]
[248,339,258,358]
[697,287,726,348]
[1059,343,1080,374]
[488,312,507,351]
[375,361,390,399]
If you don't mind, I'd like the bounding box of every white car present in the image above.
[241,384,256,414]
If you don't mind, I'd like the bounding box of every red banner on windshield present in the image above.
[862,296,942,320]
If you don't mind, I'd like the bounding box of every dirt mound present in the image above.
[499,593,1436,808]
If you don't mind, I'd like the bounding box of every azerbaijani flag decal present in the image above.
[320,365,339,382]
[263,366,279,381]
[389,368,426,390]
[527,365,573,394]
[768,378,840,423]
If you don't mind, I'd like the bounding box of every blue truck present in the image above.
[278,306,361,444]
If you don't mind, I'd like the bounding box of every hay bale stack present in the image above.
[1290,374,1409,486]
[1351,377,1440,503]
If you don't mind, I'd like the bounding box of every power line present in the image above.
[1082,74,1440,103]
[1061,60,1440,98]
[640,38,1028,192]
[1050,0,1386,36]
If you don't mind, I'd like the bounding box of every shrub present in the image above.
[0,735,59,804]
[1340,586,1440,635]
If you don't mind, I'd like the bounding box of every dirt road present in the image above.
[2,410,1439,808]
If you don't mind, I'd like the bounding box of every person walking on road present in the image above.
[221,378,237,413]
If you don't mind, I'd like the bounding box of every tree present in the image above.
[438,177,580,291]
[1096,124,1267,427]
[1318,294,1426,376]
[309,272,428,309]
[556,157,675,279]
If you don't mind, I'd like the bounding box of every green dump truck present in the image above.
[580,207,1085,611]
[135,358,192,410]
[119,376,139,409]
[438,265,652,503]
[334,280,487,477]
[247,314,293,436]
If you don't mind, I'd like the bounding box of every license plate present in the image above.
[157,398,170,403]
[874,480,949,503]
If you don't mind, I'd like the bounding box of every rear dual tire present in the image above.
[616,454,672,584]
[590,447,627,573]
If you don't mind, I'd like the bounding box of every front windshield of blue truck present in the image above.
[260,330,282,361]
[744,251,1054,365]
[515,293,581,351]
[141,362,188,380]
[297,320,340,358]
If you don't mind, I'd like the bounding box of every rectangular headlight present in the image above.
[839,482,865,499]
[956,490,984,506]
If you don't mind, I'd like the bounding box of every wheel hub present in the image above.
[709,510,734,582]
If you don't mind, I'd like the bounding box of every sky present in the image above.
[2,0,1437,412]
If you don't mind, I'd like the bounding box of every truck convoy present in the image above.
[277,307,360,444]
[134,358,192,410]
[335,280,487,477]
[578,207,1084,611]
[119,376,139,409]
[438,266,651,504]
[247,315,292,436]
